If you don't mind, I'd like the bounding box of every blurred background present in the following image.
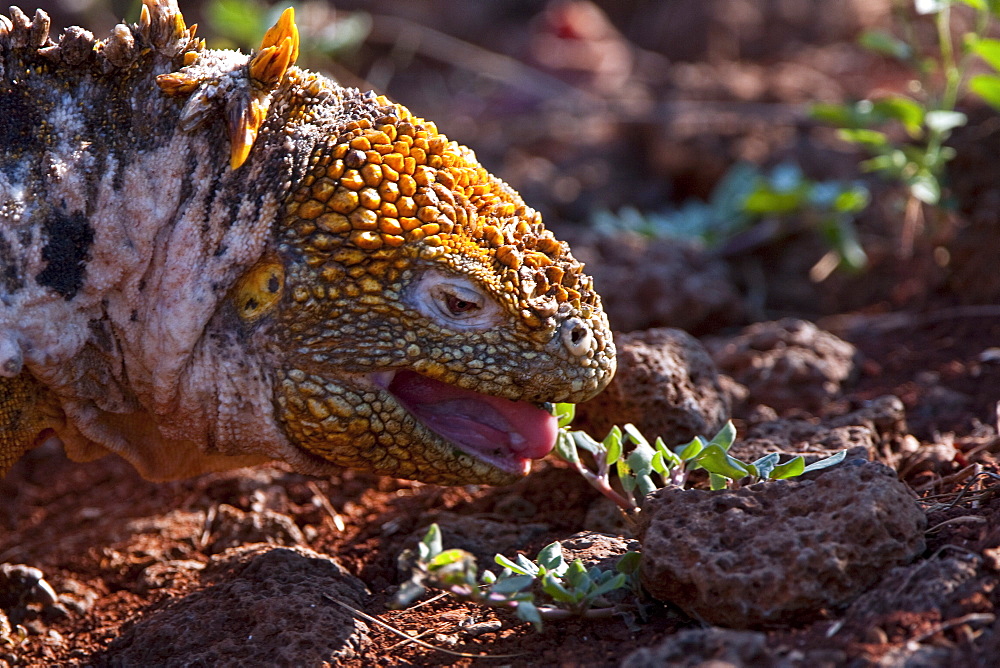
[24,0,1000,334]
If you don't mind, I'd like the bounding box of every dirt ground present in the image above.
[4,0,1000,665]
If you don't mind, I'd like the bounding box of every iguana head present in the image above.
[156,6,615,485]
[232,99,615,485]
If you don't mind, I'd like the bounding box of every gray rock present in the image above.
[637,460,926,628]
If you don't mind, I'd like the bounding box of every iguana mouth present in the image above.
[370,369,558,476]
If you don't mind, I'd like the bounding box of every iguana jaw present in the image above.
[370,369,558,476]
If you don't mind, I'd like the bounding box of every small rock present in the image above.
[846,555,982,621]
[709,318,858,414]
[207,503,305,553]
[100,545,371,664]
[637,460,926,628]
[137,560,206,591]
[463,620,502,637]
[622,627,779,667]
[574,328,731,445]
[559,531,638,573]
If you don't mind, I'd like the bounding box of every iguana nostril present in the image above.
[561,318,592,357]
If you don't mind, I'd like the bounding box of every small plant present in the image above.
[813,0,1000,251]
[552,403,847,514]
[590,161,870,276]
[394,524,641,630]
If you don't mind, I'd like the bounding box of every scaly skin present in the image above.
[0,2,615,485]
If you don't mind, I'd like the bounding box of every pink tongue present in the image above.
[387,370,557,467]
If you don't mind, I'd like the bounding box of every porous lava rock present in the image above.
[637,460,926,628]
[574,328,730,444]
[709,318,858,413]
[100,545,370,664]
[729,395,918,469]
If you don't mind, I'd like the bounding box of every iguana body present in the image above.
[0,1,614,485]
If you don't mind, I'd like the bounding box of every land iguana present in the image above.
[0,1,615,486]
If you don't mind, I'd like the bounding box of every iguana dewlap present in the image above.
[0,1,615,485]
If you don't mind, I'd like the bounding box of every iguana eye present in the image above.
[440,289,482,318]
[407,269,501,331]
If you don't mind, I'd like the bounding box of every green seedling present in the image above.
[394,524,641,630]
[552,403,847,513]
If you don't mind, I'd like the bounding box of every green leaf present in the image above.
[708,421,738,451]
[541,572,577,603]
[692,443,749,480]
[536,542,566,573]
[837,128,890,147]
[810,102,862,127]
[635,473,657,498]
[970,37,1000,71]
[822,215,868,272]
[858,29,912,60]
[802,449,849,473]
[481,570,497,584]
[615,551,642,575]
[588,572,628,600]
[516,554,538,574]
[833,184,871,214]
[743,188,804,215]
[604,426,623,465]
[655,437,684,469]
[490,574,535,595]
[623,423,650,447]
[428,549,471,569]
[860,149,909,176]
[627,444,655,477]
[572,431,603,459]
[553,431,580,466]
[564,560,592,590]
[676,436,706,461]
[515,600,543,630]
[421,524,443,559]
[495,554,535,576]
[553,403,576,428]
[650,450,668,475]
[752,452,781,479]
[958,0,988,10]
[620,468,637,493]
[871,96,924,136]
[969,74,1000,110]
[924,110,967,133]
[709,472,729,490]
[770,456,806,479]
